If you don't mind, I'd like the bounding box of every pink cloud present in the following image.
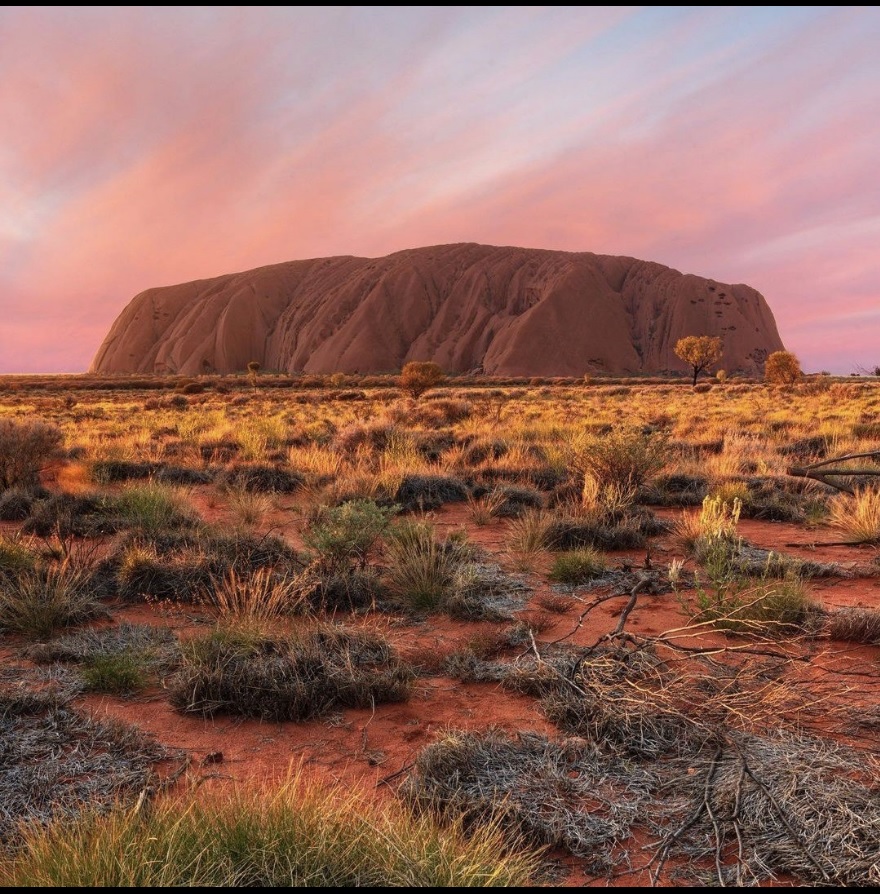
[0,7,877,372]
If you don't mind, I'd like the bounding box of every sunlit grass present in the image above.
[0,769,536,887]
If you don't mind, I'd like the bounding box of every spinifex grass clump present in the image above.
[218,463,303,494]
[27,623,180,695]
[394,473,469,512]
[829,486,880,543]
[0,686,172,844]
[0,769,536,887]
[384,521,531,619]
[106,527,305,603]
[402,729,656,874]
[0,535,38,577]
[170,622,413,721]
[676,494,742,558]
[825,606,880,644]
[504,510,551,570]
[384,521,467,612]
[0,562,106,639]
[114,482,199,535]
[549,547,606,585]
[223,486,273,529]
[22,492,120,538]
[0,486,43,521]
[209,567,309,625]
[113,541,213,603]
[79,654,149,695]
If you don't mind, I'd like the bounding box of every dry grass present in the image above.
[1,767,535,887]
[169,621,414,721]
[207,568,310,626]
[3,375,880,885]
[829,486,880,543]
[0,684,174,843]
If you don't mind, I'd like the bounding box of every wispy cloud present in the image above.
[0,6,877,372]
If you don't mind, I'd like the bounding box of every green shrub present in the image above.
[549,548,606,584]
[303,500,397,572]
[686,539,821,636]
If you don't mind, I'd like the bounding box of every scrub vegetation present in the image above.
[1,369,879,886]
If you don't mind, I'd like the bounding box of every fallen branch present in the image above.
[787,450,880,494]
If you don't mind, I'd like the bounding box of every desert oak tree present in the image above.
[674,336,724,386]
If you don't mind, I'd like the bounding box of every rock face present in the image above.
[91,243,785,377]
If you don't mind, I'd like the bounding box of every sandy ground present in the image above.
[4,490,878,886]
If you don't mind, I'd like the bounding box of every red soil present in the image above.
[9,492,880,886]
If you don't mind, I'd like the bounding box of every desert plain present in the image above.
[0,370,878,886]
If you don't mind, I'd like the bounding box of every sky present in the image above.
[1,5,878,374]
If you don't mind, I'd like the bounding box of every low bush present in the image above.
[0,419,63,490]
[303,500,397,572]
[217,464,303,494]
[573,425,667,491]
[170,623,413,721]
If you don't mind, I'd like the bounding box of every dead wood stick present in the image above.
[787,450,880,494]
[649,745,723,886]
[545,590,635,646]
[790,450,880,471]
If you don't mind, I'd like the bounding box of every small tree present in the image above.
[674,336,724,386]
[247,361,261,389]
[764,350,802,385]
[400,361,444,399]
